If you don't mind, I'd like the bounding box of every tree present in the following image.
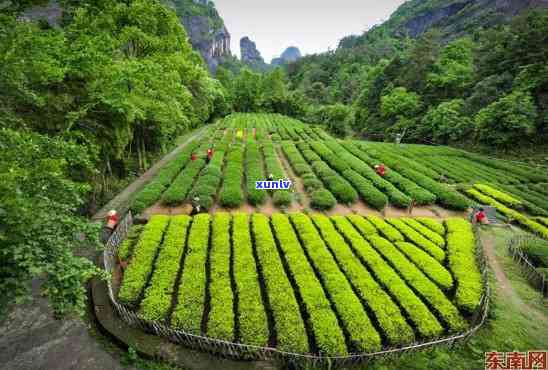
[421,99,472,144]
[307,104,352,137]
[427,38,474,101]
[475,90,537,148]
[232,68,262,112]
[0,129,102,317]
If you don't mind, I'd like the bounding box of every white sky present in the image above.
[213,0,407,62]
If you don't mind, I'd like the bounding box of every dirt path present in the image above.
[481,232,547,322]
[92,126,208,220]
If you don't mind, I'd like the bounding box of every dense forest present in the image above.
[0,0,228,317]
[220,9,548,151]
[1,0,546,318]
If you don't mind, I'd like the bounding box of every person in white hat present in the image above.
[106,210,119,230]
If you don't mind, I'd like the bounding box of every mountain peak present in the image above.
[271,46,302,66]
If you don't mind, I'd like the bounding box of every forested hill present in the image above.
[277,2,548,153]
[340,0,544,47]
[0,0,232,318]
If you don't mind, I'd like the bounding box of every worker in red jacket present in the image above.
[375,163,386,177]
[191,152,197,161]
[101,210,119,243]
[475,208,489,225]
[206,148,214,164]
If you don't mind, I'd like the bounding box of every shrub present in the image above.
[139,216,190,322]
[386,218,446,262]
[346,215,378,236]
[232,214,269,346]
[289,213,381,352]
[245,140,267,206]
[445,218,483,314]
[250,214,308,353]
[171,214,211,332]
[130,140,201,214]
[474,184,522,208]
[262,142,292,207]
[281,141,312,176]
[401,218,445,248]
[315,215,414,346]
[416,217,445,236]
[340,142,412,208]
[310,160,358,203]
[394,242,453,291]
[466,189,548,239]
[331,216,443,338]
[365,215,404,242]
[189,151,225,210]
[302,174,324,192]
[162,158,206,205]
[118,215,170,305]
[367,235,466,332]
[219,144,244,208]
[117,225,144,261]
[342,169,388,210]
[207,214,234,340]
[520,239,548,267]
[310,189,337,210]
[271,214,348,355]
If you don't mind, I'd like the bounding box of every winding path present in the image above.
[480,232,547,322]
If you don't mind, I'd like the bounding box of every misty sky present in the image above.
[213,0,406,62]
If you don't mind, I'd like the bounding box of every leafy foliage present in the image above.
[0,129,101,317]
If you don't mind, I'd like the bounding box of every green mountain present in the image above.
[279,0,548,150]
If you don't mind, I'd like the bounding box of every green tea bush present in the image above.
[245,139,267,206]
[207,213,234,340]
[118,215,170,305]
[365,215,404,242]
[401,218,445,248]
[117,225,144,260]
[331,216,443,338]
[474,184,522,208]
[311,161,358,203]
[250,214,308,353]
[342,169,388,210]
[219,144,244,208]
[271,214,348,356]
[232,214,269,346]
[130,140,201,214]
[289,213,381,352]
[162,158,206,205]
[416,217,446,236]
[445,218,483,314]
[367,235,466,332]
[310,189,337,210]
[315,215,414,346]
[340,142,412,208]
[466,189,548,239]
[171,214,210,332]
[395,242,453,290]
[139,216,190,321]
[386,218,446,262]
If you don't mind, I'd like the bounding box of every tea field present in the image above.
[128,113,548,239]
[116,213,483,356]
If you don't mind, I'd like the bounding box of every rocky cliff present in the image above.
[167,0,231,72]
[240,36,269,71]
[271,46,302,66]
